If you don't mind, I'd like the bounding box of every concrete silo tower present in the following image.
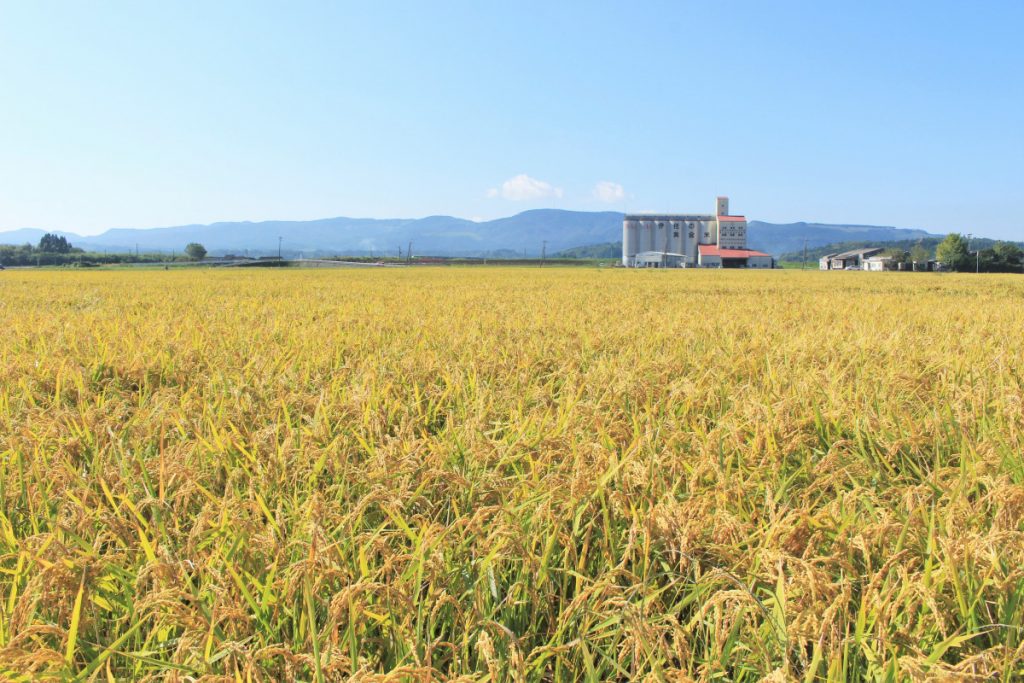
[622,218,639,266]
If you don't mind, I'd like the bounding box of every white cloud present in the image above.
[592,180,625,203]
[487,174,564,201]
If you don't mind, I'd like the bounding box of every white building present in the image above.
[826,247,885,270]
[863,255,896,271]
[622,196,772,268]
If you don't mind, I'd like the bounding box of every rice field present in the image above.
[0,267,1022,681]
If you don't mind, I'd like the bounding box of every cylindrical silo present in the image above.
[671,221,683,256]
[622,219,638,266]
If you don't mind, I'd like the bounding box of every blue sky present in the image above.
[1,1,1021,239]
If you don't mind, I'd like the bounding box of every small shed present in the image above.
[633,251,688,268]
[864,256,896,271]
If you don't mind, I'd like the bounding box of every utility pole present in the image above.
[802,239,808,270]
[967,233,974,274]
[407,241,412,263]
[541,240,547,266]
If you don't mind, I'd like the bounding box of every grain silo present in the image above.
[622,197,771,268]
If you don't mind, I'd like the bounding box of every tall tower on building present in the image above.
[716,196,729,215]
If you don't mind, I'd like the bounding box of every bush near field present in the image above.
[1,269,1022,681]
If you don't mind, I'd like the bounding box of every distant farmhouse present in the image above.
[819,247,937,271]
[622,197,773,268]
[819,248,885,270]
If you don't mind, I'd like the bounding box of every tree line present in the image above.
[935,233,1024,273]
[782,234,1023,273]
[0,235,208,267]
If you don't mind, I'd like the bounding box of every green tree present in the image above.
[184,243,207,261]
[38,233,72,253]
[992,242,1023,272]
[935,233,970,271]
[885,247,909,265]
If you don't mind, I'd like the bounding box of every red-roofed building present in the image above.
[698,244,774,268]
[698,245,771,259]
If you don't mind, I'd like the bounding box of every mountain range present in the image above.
[0,210,944,258]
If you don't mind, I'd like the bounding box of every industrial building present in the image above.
[622,196,773,268]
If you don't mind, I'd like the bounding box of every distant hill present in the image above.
[745,221,938,255]
[0,228,81,246]
[554,242,621,259]
[0,211,955,258]
[0,210,624,258]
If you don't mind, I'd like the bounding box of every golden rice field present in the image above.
[1,267,1023,682]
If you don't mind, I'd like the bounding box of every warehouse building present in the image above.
[622,196,772,268]
[698,245,774,268]
[825,247,885,270]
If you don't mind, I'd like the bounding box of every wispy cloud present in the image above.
[487,174,564,201]
[592,180,625,203]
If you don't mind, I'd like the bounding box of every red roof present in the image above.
[699,245,770,258]
[717,215,746,222]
